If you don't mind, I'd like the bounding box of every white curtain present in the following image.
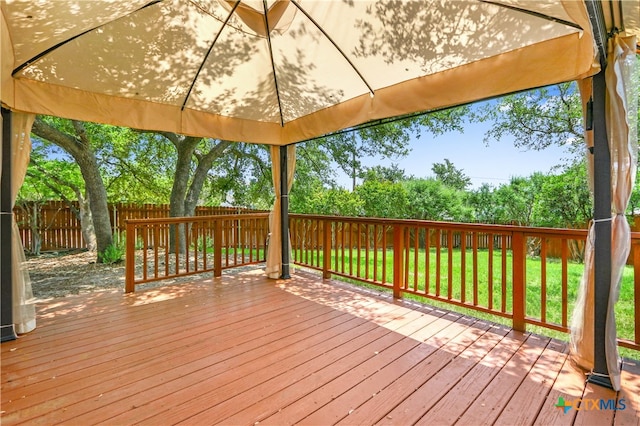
[265,145,296,279]
[570,35,637,391]
[10,112,36,334]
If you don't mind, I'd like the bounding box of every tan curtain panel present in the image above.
[11,112,36,334]
[570,35,637,391]
[265,145,296,279]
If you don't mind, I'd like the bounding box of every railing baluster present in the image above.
[562,238,568,328]
[373,224,379,283]
[413,227,419,292]
[357,223,362,279]
[425,228,430,295]
[365,224,370,281]
[488,233,494,311]
[461,231,466,303]
[143,224,149,281]
[382,225,388,285]
[472,232,478,306]
[214,218,222,277]
[501,234,507,313]
[153,224,159,278]
[447,230,453,300]
[393,224,404,299]
[436,229,441,297]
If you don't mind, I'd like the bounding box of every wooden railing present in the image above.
[124,213,269,292]
[123,212,638,352]
[289,214,640,352]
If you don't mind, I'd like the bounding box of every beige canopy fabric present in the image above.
[265,144,295,279]
[570,35,638,391]
[1,0,620,145]
[9,112,36,334]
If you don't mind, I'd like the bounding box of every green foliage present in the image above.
[532,164,591,227]
[359,164,407,184]
[293,187,363,216]
[99,238,125,264]
[403,178,472,221]
[355,180,408,218]
[474,82,584,156]
[467,183,500,223]
[491,174,546,226]
[431,158,471,190]
[20,156,84,203]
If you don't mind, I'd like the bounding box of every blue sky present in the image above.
[338,119,574,190]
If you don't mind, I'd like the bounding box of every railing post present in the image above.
[125,220,135,293]
[634,239,640,348]
[393,224,405,300]
[213,219,222,278]
[512,231,526,332]
[322,219,331,279]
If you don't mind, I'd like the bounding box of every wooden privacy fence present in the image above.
[289,214,640,352]
[13,201,266,252]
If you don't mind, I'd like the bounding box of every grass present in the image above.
[293,246,639,360]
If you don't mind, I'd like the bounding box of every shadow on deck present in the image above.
[1,268,639,425]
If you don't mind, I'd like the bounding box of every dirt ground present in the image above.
[24,250,218,301]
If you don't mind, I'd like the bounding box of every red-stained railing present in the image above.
[289,214,640,352]
[124,212,638,352]
[124,213,269,292]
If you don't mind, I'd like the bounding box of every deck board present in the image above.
[1,268,638,425]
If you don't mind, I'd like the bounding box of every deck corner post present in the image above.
[124,220,136,293]
[392,224,405,300]
[213,219,222,278]
[512,231,526,332]
[322,219,331,279]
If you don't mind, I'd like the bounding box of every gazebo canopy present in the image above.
[2,0,638,145]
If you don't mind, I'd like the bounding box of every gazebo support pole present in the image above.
[1,107,16,342]
[590,68,613,389]
[279,145,291,279]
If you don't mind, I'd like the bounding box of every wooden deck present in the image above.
[1,268,639,425]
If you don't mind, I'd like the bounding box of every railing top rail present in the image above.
[289,213,591,238]
[124,212,270,225]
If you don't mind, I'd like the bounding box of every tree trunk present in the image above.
[30,203,41,255]
[31,118,113,262]
[78,195,96,252]
[167,136,199,254]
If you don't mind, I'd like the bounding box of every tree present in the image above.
[403,178,471,221]
[31,117,114,262]
[359,164,407,184]
[431,158,471,190]
[491,174,546,226]
[355,180,408,218]
[26,157,97,253]
[532,164,592,228]
[467,183,499,224]
[475,82,584,156]
[318,106,470,190]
